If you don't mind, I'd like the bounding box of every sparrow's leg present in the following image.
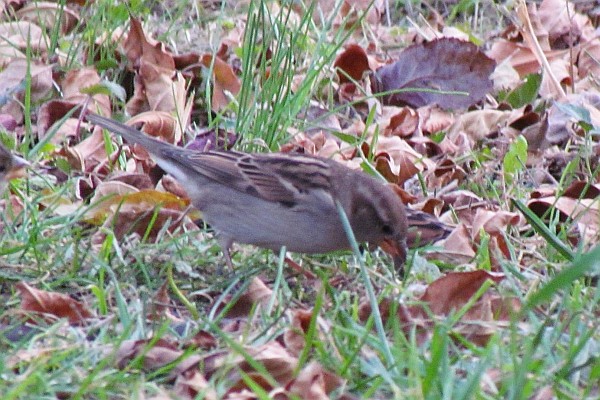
[218,236,235,273]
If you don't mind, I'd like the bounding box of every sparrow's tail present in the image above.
[86,113,170,153]
[86,113,195,184]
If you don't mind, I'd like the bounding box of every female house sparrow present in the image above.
[86,113,408,271]
[0,143,28,195]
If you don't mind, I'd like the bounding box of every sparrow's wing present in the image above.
[173,151,337,205]
[180,150,299,204]
[87,113,331,205]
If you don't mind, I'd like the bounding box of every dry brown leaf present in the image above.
[0,114,17,130]
[538,0,583,49]
[37,101,84,141]
[16,1,79,34]
[471,208,521,241]
[0,195,26,234]
[334,44,370,83]
[218,277,274,319]
[452,292,521,346]
[425,158,467,188]
[420,270,505,314]
[0,59,53,124]
[528,195,599,245]
[539,58,572,98]
[116,338,202,377]
[0,59,53,102]
[16,281,94,325]
[286,361,345,400]
[439,223,476,262]
[120,18,190,117]
[227,372,278,397]
[109,172,155,191]
[81,180,193,224]
[283,309,314,356]
[563,181,600,199]
[89,180,139,202]
[516,0,567,99]
[88,188,197,244]
[187,330,218,350]
[0,22,47,64]
[201,54,241,112]
[419,105,454,135]
[448,109,514,144]
[339,0,383,27]
[577,40,600,78]
[472,209,521,263]
[361,270,519,346]
[490,59,522,92]
[174,369,217,400]
[57,127,108,172]
[126,112,180,144]
[222,343,298,393]
[546,93,600,147]
[64,68,110,106]
[313,0,383,27]
[384,107,419,137]
[160,174,191,200]
[185,127,238,153]
[375,135,432,183]
[372,38,495,110]
[41,118,82,145]
[487,40,568,77]
[37,68,110,138]
[127,74,153,116]
[131,63,174,113]
[122,17,175,71]
[374,155,402,184]
[284,131,347,161]
[408,136,447,158]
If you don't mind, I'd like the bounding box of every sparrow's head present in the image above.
[0,144,29,193]
[350,179,408,273]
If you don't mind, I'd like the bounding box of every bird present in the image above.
[0,143,28,196]
[86,113,408,272]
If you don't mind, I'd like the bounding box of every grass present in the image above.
[1,0,599,399]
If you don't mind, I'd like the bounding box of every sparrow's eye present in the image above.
[381,224,393,235]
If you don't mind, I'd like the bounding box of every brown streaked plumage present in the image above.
[86,113,408,272]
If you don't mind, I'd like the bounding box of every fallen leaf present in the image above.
[201,54,241,112]
[283,309,314,356]
[217,277,274,319]
[334,44,370,83]
[286,361,345,400]
[420,270,505,315]
[16,1,79,34]
[116,338,201,377]
[16,282,94,325]
[0,21,48,65]
[372,38,495,110]
[174,368,217,400]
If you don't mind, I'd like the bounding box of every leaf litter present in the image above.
[1,0,599,398]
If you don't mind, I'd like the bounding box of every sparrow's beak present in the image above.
[380,237,408,274]
[6,155,29,180]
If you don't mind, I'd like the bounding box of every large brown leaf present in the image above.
[372,38,495,110]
